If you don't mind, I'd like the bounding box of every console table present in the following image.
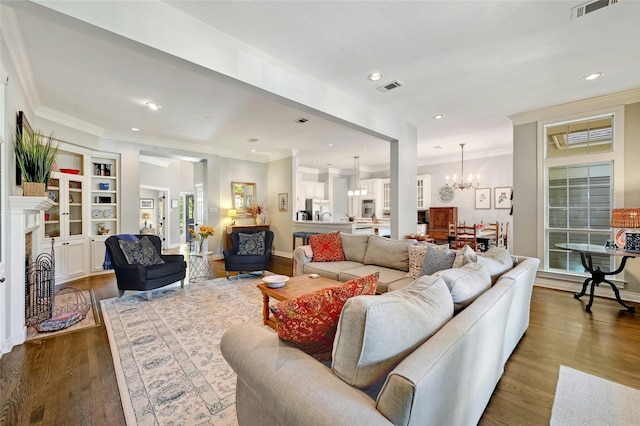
[555,243,637,313]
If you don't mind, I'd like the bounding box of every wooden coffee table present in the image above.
[257,274,342,330]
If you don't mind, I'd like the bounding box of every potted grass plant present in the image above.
[14,129,58,196]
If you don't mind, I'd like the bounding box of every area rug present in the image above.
[551,365,640,425]
[101,274,270,425]
[26,288,100,341]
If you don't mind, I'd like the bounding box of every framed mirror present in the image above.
[232,182,257,217]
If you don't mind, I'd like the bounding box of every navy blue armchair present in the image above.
[223,229,274,278]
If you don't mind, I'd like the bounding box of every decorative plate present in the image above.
[92,209,102,218]
[437,186,455,203]
[103,210,115,218]
[47,191,57,202]
[263,275,290,288]
[616,228,627,248]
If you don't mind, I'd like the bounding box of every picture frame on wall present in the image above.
[278,193,288,212]
[475,188,491,209]
[494,187,512,209]
[171,199,179,209]
[140,198,154,209]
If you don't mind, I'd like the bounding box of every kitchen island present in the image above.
[292,220,390,236]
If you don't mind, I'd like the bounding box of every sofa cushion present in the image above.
[433,262,491,311]
[363,236,412,272]
[340,233,369,263]
[338,265,410,293]
[272,273,378,360]
[118,236,165,266]
[476,247,513,283]
[420,244,456,276]
[303,261,363,281]
[406,243,449,279]
[238,231,266,255]
[332,275,453,388]
[310,232,346,262]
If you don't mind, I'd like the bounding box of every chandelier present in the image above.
[445,143,480,190]
[347,156,367,197]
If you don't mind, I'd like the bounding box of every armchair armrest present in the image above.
[221,325,391,426]
[292,245,313,276]
[160,254,184,263]
[112,262,146,283]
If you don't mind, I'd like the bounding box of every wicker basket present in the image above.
[23,182,46,197]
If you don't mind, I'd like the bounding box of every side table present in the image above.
[188,251,214,282]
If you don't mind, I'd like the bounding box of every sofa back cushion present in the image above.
[340,233,370,263]
[476,247,514,284]
[363,235,412,271]
[332,275,453,388]
[309,232,346,262]
[272,273,378,360]
[433,262,491,312]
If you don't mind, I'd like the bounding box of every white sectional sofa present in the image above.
[221,233,540,425]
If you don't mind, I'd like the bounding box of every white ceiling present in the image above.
[4,1,640,173]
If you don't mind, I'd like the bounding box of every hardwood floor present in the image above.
[2,256,639,425]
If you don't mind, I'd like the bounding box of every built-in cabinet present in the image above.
[359,176,430,218]
[417,174,431,210]
[296,180,326,211]
[39,146,120,282]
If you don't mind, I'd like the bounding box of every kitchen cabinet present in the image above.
[47,238,87,282]
[417,175,431,210]
[382,179,391,210]
[428,207,458,243]
[303,181,325,199]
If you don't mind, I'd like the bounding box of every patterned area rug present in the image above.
[551,365,640,425]
[101,275,270,425]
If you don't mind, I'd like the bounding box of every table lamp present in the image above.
[611,208,640,251]
[228,209,237,226]
[141,212,152,228]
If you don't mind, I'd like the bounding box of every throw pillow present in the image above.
[272,273,379,360]
[332,275,453,388]
[406,243,448,278]
[476,253,512,284]
[238,231,266,255]
[419,244,456,276]
[309,232,346,262]
[363,235,412,271]
[118,236,165,266]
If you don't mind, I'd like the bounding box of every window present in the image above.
[542,114,620,276]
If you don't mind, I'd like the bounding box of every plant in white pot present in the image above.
[14,130,58,196]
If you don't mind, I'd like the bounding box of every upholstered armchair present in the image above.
[105,235,186,300]
[223,229,274,278]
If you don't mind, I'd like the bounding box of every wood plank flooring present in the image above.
[2,256,639,425]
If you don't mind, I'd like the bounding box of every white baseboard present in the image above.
[535,276,640,304]
[273,250,293,259]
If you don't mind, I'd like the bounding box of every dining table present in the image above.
[555,243,637,313]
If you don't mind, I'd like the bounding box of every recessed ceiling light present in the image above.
[328,143,334,147]
[145,101,162,110]
[368,72,383,81]
[433,114,445,120]
[250,149,256,152]
[433,145,443,149]
[583,72,604,81]
[131,127,140,132]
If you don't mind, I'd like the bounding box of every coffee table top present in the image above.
[257,274,341,301]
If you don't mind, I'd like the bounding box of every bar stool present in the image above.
[304,232,320,244]
[293,231,307,250]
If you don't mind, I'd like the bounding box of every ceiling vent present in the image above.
[572,0,619,20]
[377,80,403,93]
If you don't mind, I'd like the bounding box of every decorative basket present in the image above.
[23,182,46,197]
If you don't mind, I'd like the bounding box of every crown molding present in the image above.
[36,105,105,136]
[1,6,40,112]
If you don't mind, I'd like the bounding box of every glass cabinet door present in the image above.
[67,177,83,237]
[44,177,61,238]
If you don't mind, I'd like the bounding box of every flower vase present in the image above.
[255,215,263,225]
[198,240,204,253]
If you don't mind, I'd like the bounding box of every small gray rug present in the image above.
[101,275,270,425]
[551,365,640,425]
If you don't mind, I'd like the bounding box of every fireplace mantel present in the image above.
[3,196,54,355]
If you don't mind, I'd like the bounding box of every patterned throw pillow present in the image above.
[406,243,449,278]
[118,237,165,266]
[309,232,346,262]
[272,273,379,360]
[420,244,456,276]
[238,231,266,255]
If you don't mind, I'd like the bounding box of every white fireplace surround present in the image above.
[3,196,54,355]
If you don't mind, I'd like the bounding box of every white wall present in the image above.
[267,157,294,256]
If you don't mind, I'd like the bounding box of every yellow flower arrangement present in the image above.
[189,225,215,252]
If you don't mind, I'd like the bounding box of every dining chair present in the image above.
[453,223,477,250]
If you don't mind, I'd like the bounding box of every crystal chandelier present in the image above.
[445,143,480,190]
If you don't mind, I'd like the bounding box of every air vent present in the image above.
[572,0,619,20]
[377,80,403,93]
[297,118,309,123]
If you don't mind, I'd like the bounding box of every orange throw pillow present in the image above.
[309,231,346,262]
[272,273,379,360]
